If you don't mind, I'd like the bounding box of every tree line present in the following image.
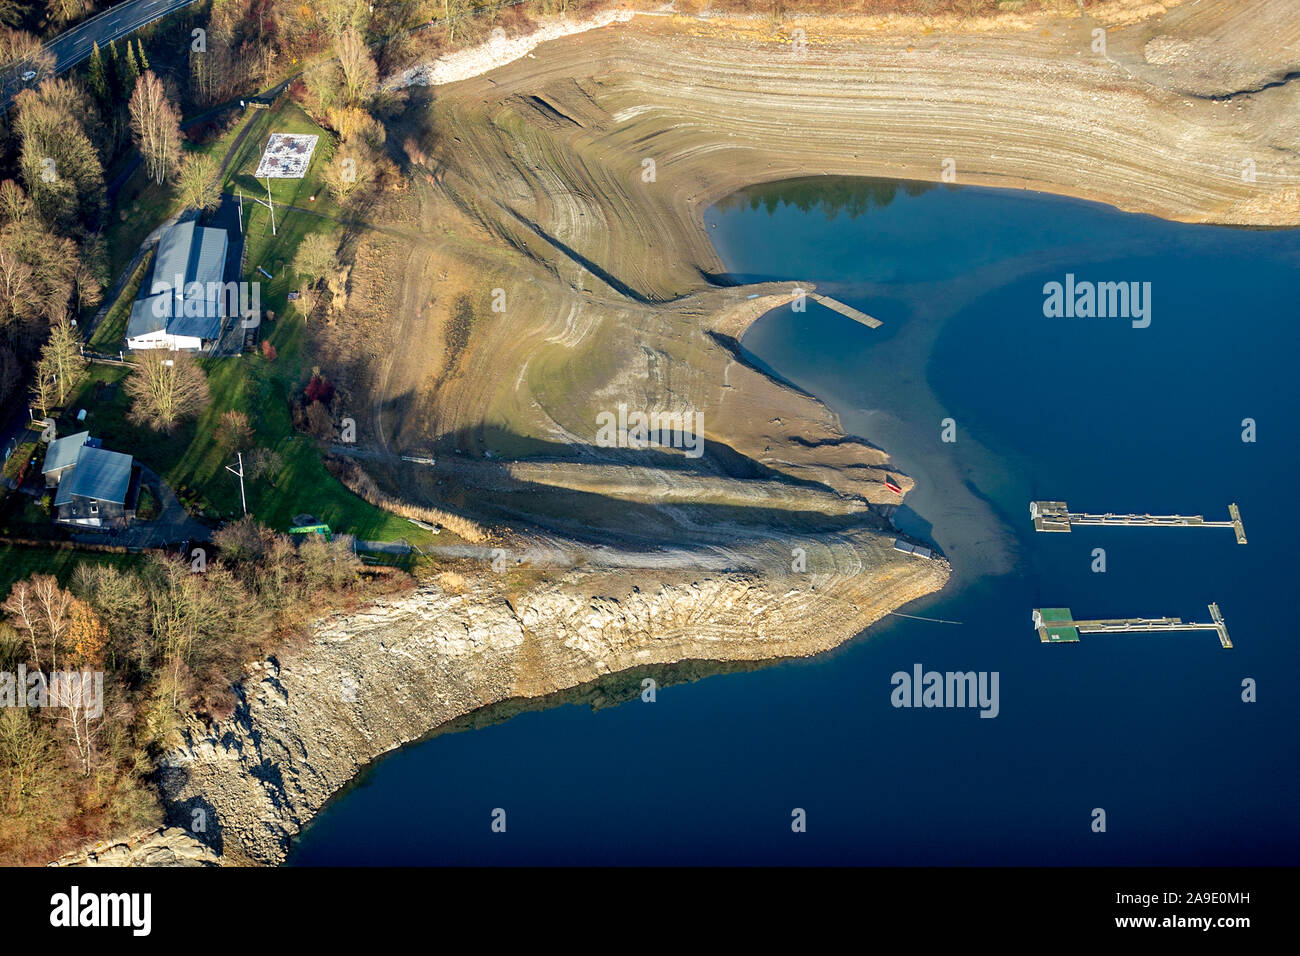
[0,519,412,865]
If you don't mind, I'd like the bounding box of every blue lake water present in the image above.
[289,178,1300,865]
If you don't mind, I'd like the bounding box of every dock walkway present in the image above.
[1034,604,1232,649]
[809,293,882,329]
[1030,501,1246,544]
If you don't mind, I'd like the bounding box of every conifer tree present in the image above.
[135,38,149,73]
[87,42,108,103]
[124,41,141,89]
[107,39,120,95]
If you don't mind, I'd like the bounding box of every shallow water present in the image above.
[289,177,1300,865]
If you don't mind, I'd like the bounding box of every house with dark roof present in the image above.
[43,435,139,529]
[126,220,235,352]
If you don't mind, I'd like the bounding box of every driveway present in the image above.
[72,464,209,549]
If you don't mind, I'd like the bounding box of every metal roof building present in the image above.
[127,220,231,347]
[42,431,90,476]
[53,445,134,507]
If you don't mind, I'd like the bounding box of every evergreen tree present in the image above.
[135,38,149,73]
[107,39,120,96]
[87,42,108,103]
[124,41,141,89]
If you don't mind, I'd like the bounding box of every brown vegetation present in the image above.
[325,455,488,542]
[0,522,414,865]
[124,349,211,432]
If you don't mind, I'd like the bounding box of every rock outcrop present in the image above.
[49,827,222,868]
[159,535,947,865]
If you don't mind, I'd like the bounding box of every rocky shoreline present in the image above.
[159,542,946,865]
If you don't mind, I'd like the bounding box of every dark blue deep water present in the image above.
[289,178,1300,865]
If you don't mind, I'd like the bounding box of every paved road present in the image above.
[2,0,200,108]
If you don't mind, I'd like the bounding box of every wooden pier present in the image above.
[1030,501,1246,544]
[809,293,882,329]
[1034,603,1233,649]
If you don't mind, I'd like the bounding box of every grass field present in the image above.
[100,106,261,282]
[66,328,436,545]
[29,95,437,596]
[102,162,175,282]
[89,251,153,352]
[224,100,341,271]
[1,438,39,482]
[0,542,145,601]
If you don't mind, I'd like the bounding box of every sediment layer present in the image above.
[162,538,945,865]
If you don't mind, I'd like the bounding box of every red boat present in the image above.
[884,475,903,495]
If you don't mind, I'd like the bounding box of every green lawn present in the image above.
[0,543,145,601]
[2,438,39,482]
[102,163,175,282]
[224,100,341,269]
[68,329,436,544]
[90,251,153,352]
[100,106,262,282]
[72,97,430,545]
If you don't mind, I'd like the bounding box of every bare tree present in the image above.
[14,81,105,235]
[125,349,211,431]
[58,597,108,776]
[0,709,54,815]
[128,71,182,186]
[37,316,86,407]
[214,409,253,452]
[335,25,377,108]
[2,575,74,674]
[43,0,93,28]
[0,2,26,28]
[245,447,283,486]
[292,231,340,288]
[0,179,33,225]
[0,225,82,352]
[315,0,368,38]
[0,245,38,337]
[175,151,221,212]
[443,0,471,44]
[322,142,375,200]
[0,27,54,79]
[28,362,58,419]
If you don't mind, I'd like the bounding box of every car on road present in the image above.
[20,70,36,82]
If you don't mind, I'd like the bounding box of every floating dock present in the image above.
[809,293,882,329]
[892,538,934,559]
[1033,603,1232,649]
[1030,501,1246,544]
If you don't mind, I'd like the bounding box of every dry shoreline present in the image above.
[146,1,1297,865]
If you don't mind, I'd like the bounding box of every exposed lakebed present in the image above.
[289,178,1299,865]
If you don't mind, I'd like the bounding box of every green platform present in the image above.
[1036,607,1080,643]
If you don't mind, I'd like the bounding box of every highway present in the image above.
[1,0,199,108]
